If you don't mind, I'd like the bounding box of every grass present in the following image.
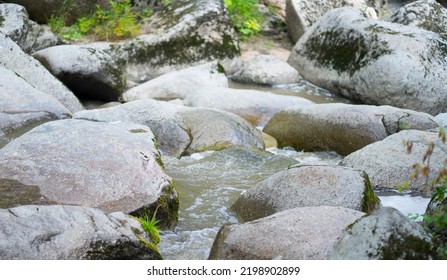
[224,0,264,39]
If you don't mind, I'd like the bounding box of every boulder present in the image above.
[286,0,376,43]
[0,32,83,113]
[0,119,179,229]
[232,165,380,222]
[391,0,447,36]
[73,99,264,157]
[341,130,445,192]
[0,4,60,53]
[0,205,161,259]
[33,45,126,102]
[263,103,437,156]
[100,0,239,83]
[367,0,416,19]
[261,0,287,20]
[182,87,314,126]
[122,62,228,102]
[288,7,447,115]
[209,206,365,260]
[0,66,71,136]
[2,0,108,24]
[331,207,437,259]
[230,55,301,85]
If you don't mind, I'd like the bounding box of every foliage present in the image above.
[404,127,447,259]
[135,207,161,245]
[49,0,154,41]
[224,0,264,39]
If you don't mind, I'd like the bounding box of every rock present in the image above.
[2,0,108,24]
[288,7,447,115]
[263,103,437,156]
[286,0,377,43]
[331,207,437,259]
[0,66,71,136]
[232,165,380,222]
[101,0,239,83]
[0,32,83,113]
[230,55,301,85]
[0,205,161,259]
[0,178,54,208]
[209,206,365,260]
[261,0,287,20]
[73,99,264,157]
[391,0,447,36]
[33,45,126,102]
[183,87,314,126]
[341,130,445,192]
[367,0,415,19]
[0,4,60,53]
[435,113,447,127]
[0,119,179,229]
[122,62,228,102]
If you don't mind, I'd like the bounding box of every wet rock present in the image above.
[286,0,376,43]
[101,0,239,83]
[0,119,179,229]
[183,87,314,126]
[232,165,380,222]
[0,205,161,259]
[263,103,437,156]
[231,55,301,85]
[2,0,108,24]
[74,99,264,157]
[0,32,83,113]
[0,178,54,208]
[0,66,71,136]
[331,207,437,259]
[0,3,60,53]
[209,206,365,260]
[33,45,126,102]
[341,130,445,192]
[288,7,447,115]
[122,62,228,102]
[391,0,447,36]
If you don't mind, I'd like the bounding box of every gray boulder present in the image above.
[0,205,161,259]
[288,7,447,115]
[33,45,126,102]
[391,0,447,36]
[2,0,108,24]
[122,62,228,102]
[0,32,83,113]
[263,103,437,156]
[73,99,264,157]
[232,165,380,222]
[331,207,437,259]
[231,55,301,85]
[0,3,59,52]
[0,119,179,229]
[101,0,239,83]
[367,0,417,19]
[183,87,314,126]
[341,130,445,192]
[286,0,376,43]
[0,66,71,136]
[209,206,365,260]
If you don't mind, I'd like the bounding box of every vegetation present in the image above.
[224,0,264,39]
[403,127,447,259]
[49,0,153,42]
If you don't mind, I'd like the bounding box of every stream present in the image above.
[157,81,431,260]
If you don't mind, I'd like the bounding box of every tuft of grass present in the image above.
[134,207,161,245]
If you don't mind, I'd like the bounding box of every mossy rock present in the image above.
[0,178,54,208]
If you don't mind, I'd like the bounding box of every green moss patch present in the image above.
[0,178,53,208]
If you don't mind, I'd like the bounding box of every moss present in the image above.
[0,15,4,27]
[365,24,400,35]
[86,238,162,260]
[129,128,148,133]
[0,179,54,208]
[361,174,381,213]
[300,29,392,76]
[377,233,438,260]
